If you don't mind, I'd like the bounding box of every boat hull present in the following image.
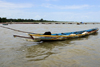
[29,28,98,41]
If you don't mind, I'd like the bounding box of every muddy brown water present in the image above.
[0,24,100,67]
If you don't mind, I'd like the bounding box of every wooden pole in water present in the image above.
[13,35,32,39]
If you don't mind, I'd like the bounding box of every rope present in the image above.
[0,25,36,34]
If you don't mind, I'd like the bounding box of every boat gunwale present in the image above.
[29,28,98,38]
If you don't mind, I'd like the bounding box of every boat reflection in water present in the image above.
[25,32,98,61]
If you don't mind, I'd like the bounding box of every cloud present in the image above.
[0,0,100,22]
[42,4,90,9]
[0,0,33,9]
[0,0,34,18]
[1,9,100,22]
[35,11,100,22]
[60,5,90,9]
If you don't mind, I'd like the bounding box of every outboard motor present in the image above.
[44,31,51,35]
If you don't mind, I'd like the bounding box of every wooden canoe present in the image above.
[27,28,99,41]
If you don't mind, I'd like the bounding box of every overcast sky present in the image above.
[0,0,100,22]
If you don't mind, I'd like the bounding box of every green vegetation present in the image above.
[0,17,56,23]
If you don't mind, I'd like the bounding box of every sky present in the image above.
[0,0,100,22]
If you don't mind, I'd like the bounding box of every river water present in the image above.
[0,24,100,67]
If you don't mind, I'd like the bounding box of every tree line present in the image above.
[0,17,56,23]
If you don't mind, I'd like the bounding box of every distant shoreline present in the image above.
[0,22,100,24]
